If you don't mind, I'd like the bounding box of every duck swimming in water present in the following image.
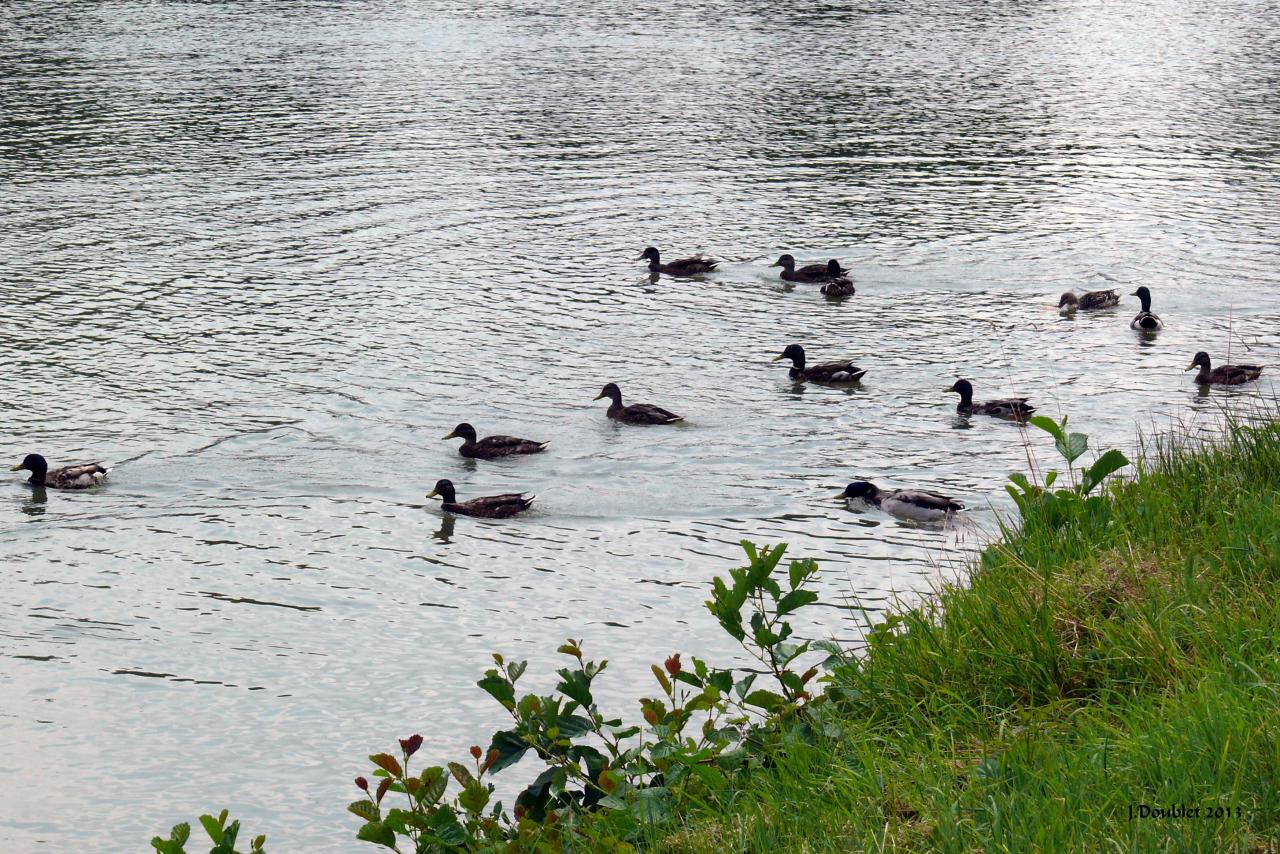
[771,254,850,283]
[1129,286,1163,331]
[836,481,964,522]
[1058,289,1119,311]
[443,423,547,459]
[1186,351,1263,386]
[10,454,109,490]
[639,247,717,276]
[947,379,1034,421]
[774,344,866,383]
[426,479,534,518]
[594,382,683,424]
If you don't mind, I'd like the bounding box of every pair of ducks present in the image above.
[774,345,1035,420]
[638,247,856,297]
[1057,285,1162,331]
[428,383,684,518]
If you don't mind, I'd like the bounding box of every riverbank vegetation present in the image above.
[155,412,1280,852]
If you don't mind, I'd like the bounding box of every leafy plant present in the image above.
[1006,415,1130,529]
[344,541,826,851]
[151,810,265,854]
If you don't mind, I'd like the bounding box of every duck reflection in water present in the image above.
[22,485,48,517]
[433,514,456,543]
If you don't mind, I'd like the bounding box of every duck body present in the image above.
[772,254,849,283]
[594,382,682,424]
[10,454,108,490]
[639,246,717,276]
[1059,289,1119,311]
[426,479,534,518]
[444,423,547,459]
[1130,286,1163,330]
[1186,351,1263,386]
[948,379,1034,421]
[838,481,964,522]
[820,276,856,298]
[775,344,866,383]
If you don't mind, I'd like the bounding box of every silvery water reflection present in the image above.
[2,0,1278,850]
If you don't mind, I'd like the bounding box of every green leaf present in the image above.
[486,729,529,773]
[1083,449,1130,494]
[251,834,266,852]
[355,820,397,848]
[458,780,490,814]
[1028,415,1066,444]
[347,800,380,822]
[476,672,516,711]
[776,589,818,616]
[743,689,787,712]
[506,660,527,683]
[557,668,595,707]
[1044,470,1058,487]
[1058,431,1088,464]
[199,815,224,844]
[419,765,448,805]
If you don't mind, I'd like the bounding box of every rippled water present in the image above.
[2,0,1279,849]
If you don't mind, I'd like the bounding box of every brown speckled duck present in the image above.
[1058,289,1119,311]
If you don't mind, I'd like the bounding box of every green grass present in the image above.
[610,417,1280,853]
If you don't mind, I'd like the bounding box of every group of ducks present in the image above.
[9,250,1268,524]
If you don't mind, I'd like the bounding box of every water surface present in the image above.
[2,1,1279,850]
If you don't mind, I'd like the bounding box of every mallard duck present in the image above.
[426,478,534,518]
[1130,286,1163,330]
[10,454,109,490]
[1186,351,1263,386]
[1058,289,1119,311]
[837,481,964,522]
[947,379,1034,420]
[443,423,547,459]
[594,382,682,424]
[821,262,856,298]
[639,247,717,276]
[771,254,849,283]
[774,344,866,383]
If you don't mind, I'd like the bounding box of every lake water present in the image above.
[2,1,1278,850]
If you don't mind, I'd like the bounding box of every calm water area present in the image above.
[2,1,1278,849]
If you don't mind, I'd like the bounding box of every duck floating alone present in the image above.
[1058,289,1119,311]
[443,423,547,459]
[1186,351,1263,386]
[594,382,683,424]
[426,478,534,518]
[10,454,109,490]
[771,254,850,283]
[837,481,964,522]
[947,379,1034,420]
[774,344,866,383]
[1130,286,1163,331]
[639,247,717,276]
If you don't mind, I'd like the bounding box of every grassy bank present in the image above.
[614,416,1280,852]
